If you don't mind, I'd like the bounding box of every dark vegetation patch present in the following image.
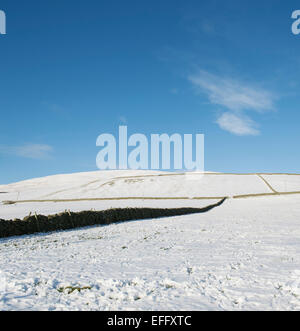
[0,198,226,239]
[57,286,92,294]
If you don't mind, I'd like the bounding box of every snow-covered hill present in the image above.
[1,170,300,220]
[0,170,300,310]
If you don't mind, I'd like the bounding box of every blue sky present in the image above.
[0,0,300,183]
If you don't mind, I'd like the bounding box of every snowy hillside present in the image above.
[0,170,300,310]
[1,170,300,220]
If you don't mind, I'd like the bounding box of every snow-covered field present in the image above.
[0,170,300,310]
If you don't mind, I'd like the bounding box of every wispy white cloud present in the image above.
[216,112,259,136]
[188,70,276,135]
[0,144,53,160]
[189,70,274,112]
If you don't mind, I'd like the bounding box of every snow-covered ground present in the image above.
[0,171,300,310]
[0,170,273,202]
[262,174,300,192]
